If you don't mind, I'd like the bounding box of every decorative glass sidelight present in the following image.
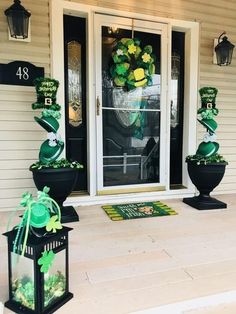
[67,40,82,127]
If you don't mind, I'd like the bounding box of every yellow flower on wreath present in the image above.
[142,52,151,63]
[128,43,137,54]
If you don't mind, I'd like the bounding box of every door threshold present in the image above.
[170,184,187,190]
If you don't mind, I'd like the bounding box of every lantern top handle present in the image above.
[218,31,226,43]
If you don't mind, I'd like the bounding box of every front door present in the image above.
[95,14,168,194]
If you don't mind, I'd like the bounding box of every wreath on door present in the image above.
[110,38,156,91]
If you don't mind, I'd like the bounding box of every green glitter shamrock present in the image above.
[38,250,55,273]
[46,215,62,233]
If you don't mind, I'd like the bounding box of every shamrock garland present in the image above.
[110,38,156,90]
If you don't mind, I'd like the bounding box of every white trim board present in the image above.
[50,0,199,199]
[132,289,236,314]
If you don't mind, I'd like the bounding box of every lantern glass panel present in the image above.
[43,250,66,308]
[11,252,35,310]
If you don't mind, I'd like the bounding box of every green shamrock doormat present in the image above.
[102,201,177,221]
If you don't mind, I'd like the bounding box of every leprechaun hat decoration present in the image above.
[39,139,64,163]
[196,87,220,157]
[32,77,64,163]
[32,77,60,111]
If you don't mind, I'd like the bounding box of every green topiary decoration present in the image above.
[186,86,227,164]
[31,77,83,169]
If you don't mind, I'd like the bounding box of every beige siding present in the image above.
[1,0,236,211]
[0,0,50,211]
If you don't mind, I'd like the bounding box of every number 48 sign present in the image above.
[16,66,30,81]
[0,61,44,86]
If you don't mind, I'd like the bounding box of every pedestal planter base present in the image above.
[61,206,79,223]
[183,195,227,210]
[30,167,79,223]
[183,161,227,210]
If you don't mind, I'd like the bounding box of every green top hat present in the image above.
[198,118,217,133]
[32,77,60,111]
[39,139,64,163]
[34,116,59,133]
[30,203,50,228]
[199,87,218,107]
[196,141,219,157]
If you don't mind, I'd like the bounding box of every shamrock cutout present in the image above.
[46,215,62,233]
[37,186,50,201]
[20,192,33,207]
[38,250,55,273]
[116,64,128,75]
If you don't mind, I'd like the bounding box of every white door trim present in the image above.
[50,0,199,203]
[94,14,168,193]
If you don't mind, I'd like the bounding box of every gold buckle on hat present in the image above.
[45,98,52,106]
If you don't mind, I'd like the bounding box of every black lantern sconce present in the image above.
[214,32,235,66]
[5,0,31,40]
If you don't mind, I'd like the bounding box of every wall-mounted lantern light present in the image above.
[214,32,235,66]
[5,0,31,40]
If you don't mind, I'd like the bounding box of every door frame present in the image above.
[50,0,199,204]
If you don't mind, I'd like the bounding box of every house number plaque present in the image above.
[0,61,44,86]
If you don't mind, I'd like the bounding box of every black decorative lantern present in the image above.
[4,227,73,314]
[215,32,235,66]
[3,187,73,314]
[5,0,31,39]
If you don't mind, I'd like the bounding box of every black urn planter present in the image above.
[30,167,79,223]
[183,161,227,210]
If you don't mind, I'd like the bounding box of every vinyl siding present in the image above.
[0,0,50,211]
[0,0,236,211]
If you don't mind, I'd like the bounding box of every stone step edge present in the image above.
[132,289,236,314]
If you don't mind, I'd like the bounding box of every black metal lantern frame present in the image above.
[4,226,73,314]
[5,0,31,39]
[215,32,235,66]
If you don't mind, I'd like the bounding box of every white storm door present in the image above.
[95,14,168,194]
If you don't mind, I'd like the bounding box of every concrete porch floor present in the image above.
[1,194,236,313]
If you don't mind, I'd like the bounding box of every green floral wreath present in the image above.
[110,38,156,91]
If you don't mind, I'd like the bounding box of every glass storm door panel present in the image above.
[95,15,168,193]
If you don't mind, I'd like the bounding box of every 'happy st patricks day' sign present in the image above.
[0,61,44,86]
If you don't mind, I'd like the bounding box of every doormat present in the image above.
[102,201,177,221]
